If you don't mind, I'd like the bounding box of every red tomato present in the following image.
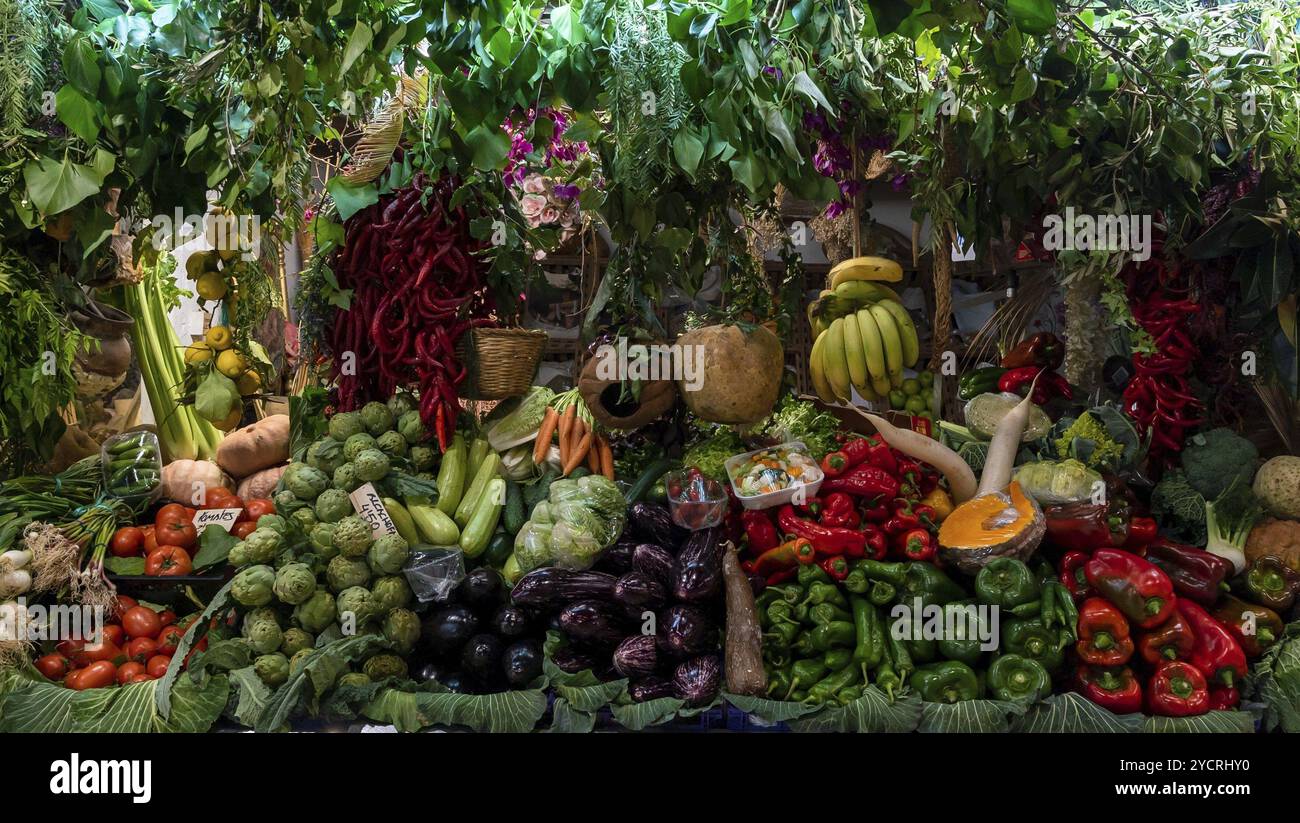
[145,655,170,678]
[102,624,125,647]
[231,521,257,539]
[63,668,84,690]
[125,636,159,663]
[111,595,138,623]
[109,526,145,558]
[72,639,122,667]
[56,639,84,660]
[145,546,192,577]
[242,499,276,521]
[35,654,72,681]
[116,661,145,685]
[154,512,196,550]
[158,609,177,627]
[201,487,239,509]
[75,660,118,690]
[141,526,159,556]
[130,673,152,683]
[182,635,209,669]
[156,625,184,656]
[121,606,163,639]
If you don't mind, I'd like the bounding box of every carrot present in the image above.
[564,431,593,476]
[534,405,559,465]
[598,436,615,480]
[586,432,601,473]
[558,402,577,467]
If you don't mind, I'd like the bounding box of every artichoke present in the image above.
[306,437,347,476]
[409,445,436,472]
[280,627,315,656]
[337,671,372,690]
[228,543,250,567]
[256,514,288,535]
[362,653,408,682]
[288,647,314,678]
[246,619,283,655]
[360,401,395,436]
[382,608,420,655]
[309,522,339,559]
[328,411,365,442]
[387,392,417,419]
[313,488,353,524]
[326,555,371,592]
[231,565,276,607]
[273,562,317,605]
[369,575,412,613]
[273,489,305,514]
[397,410,427,445]
[375,430,408,459]
[290,507,319,532]
[343,432,378,462]
[243,527,284,565]
[292,590,336,633]
[283,463,329,502]
[335,585,375,623]
[333,462,361,492]
[254,652,290,687]
[242,607,280,633]
[352,449,390,483]
[367,533,410,575]
[332,515,373,558]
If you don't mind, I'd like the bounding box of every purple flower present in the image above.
[762,66,783,81]
[890,173,910,192]
[824,201,846,219]
[554,184,581,201]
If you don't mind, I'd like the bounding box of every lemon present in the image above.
[205,325,233,351]
[184,341,213,366]
[216,348,247,378]
[235,369,262,396]
[902,377,922,396]
[196,271,228,301]
[214,404,243,431]
[185,250,219,280]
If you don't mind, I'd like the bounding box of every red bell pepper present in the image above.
[859,499,890,524]
[819,464,900,501]
[1076,664,1142,714]
[839,436,877,468]
[1059,551,1093,601]
[1042,501,1128,552]
[863,440,897,475]
[1136,610,1195,665]
[861,524,888,561]
[749,538,816,578]
[1209,686,1240,711]
[1144,539,1233,608]
[1076,597,1134,666]
[882,498,922,536]
[1084,549,1176,629]
[1177,599,1247,689]
[820,450,851,478]
[1001,332,1064,370]
[776,505,866,558]
[819,492,861,530]
[820,555,850,581]
[1124,516,1159,548]
[1146,660,1210,717]
[740,509,781,556]
[898,528,935,562]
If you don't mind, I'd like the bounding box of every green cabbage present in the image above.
[1257,624,1300,733]
[486,386,555,452]
[1013,459,1102,505]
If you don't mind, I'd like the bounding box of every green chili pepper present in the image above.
[835,686,863,706]
[851,559,908,587]
[788,658,829,698]
[766,601,795,626]
[809,602,853,626]
[823,647,853,671]
[764,620,801,648]
[869,580,896,606]
[809,620,856,652]
[887,628,915,685]
[806,664,862,704]
[797,563,831,588]
[850,596,882,672]
[899,561,966,606]
[803,582,848,609]
[766,666,793,698]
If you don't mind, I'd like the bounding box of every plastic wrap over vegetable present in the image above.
[1013,459,1103,505]
[551,521,604,570]
[514,521,554,573]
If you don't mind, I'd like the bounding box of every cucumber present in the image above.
[107,433,149,454]
[523,467,558,510]
[502,479,526,534]
[627,457,678,503]
[482,529,514,568]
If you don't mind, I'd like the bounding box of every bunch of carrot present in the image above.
[533,389,614,480]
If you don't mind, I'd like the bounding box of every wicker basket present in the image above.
[457,327,548,400]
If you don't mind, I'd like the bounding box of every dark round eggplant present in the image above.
[415,661,444,684]
[502,640,543,688]
[672,655,721,707]
[460,633,504,683]
[656,604,718,658]
[457,567,504,612]
[594,539,637,575]
[440,671,470,693]
[614,572,667,609]
[422,605,480,656]
[628,676,676,703]
[490,604,533,638]
[612,635,658,678]
[558,600,628,647]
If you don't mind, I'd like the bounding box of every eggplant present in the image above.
[457,567,504,612]
[747,571,766,598]
[628,676,676,703]
[422,605,480,656]
[629,502,680,549]
[614,572,666,609]
[594,539,637,575]
[672,655,721,707]
[510,568,619,608]
[656,604,718,658]
[440,671,470,693]
[502,640,543,688]
[460,633,504,684]
[490,604,533,639]
[414,661,444,684]
[631,544,675,587]
[550,645,603,674]
[672,527,724,603]
[612,635,658,678]
[558,600,628,647]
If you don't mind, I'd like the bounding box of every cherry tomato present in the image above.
[231,521,257,539]
[34,654,72,681]
[116,661,145,685]
[109,526,145,558]
[242,499,276,521]
[145,546,193,577]
[145,655,170,678]
[111,595,138,623]
[121,606,163,639]
[102,624,125,647]
[74,660,118,690]
[156,625,184,656]
[154,507,197,550]
[125,636,159,663]
[141,526,159,556]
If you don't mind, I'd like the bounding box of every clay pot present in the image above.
[578,356,677,431]
[69,300,134,385]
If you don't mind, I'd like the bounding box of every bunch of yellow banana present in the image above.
[806,258,919,404]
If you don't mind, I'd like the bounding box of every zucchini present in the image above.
[382,497,421,545]
[454,452,502,527]
[627,457,678,503]
[502,479,526,534]
[459,478,505,558]
[466,437,491,483]
[408,502,460,545]
[434,434,467,516]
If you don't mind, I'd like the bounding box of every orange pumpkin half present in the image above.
[937,481,1045,575]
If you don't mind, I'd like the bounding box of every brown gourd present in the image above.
[721,541,766,696]
[215,414,290,479]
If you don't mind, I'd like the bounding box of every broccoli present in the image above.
[1054,412,1126,470]
[1181,427,1259,501]
[1150,469,1207,544]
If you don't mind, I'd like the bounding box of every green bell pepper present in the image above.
[987,654,1052,702]
[974,557,1041,609]
[1002,616,1065,673]
[909,660,981,703]
[899,561,966,607]
[936,602,988,666]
